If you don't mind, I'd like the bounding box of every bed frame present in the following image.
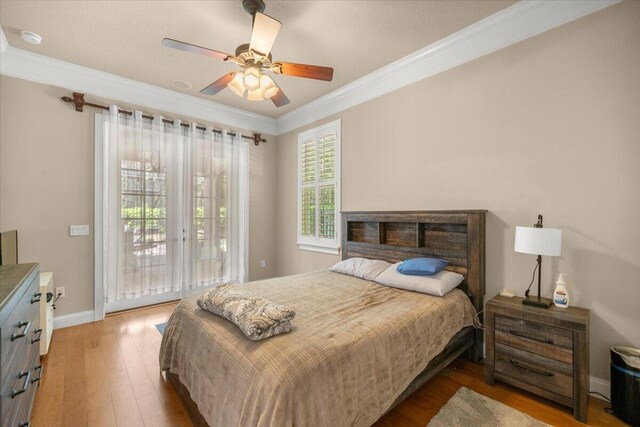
[167,210,486,426]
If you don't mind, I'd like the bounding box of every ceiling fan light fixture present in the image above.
[247,88,265,101]
[228,73,246,97]
[260,74,278,99]
[162,0,334,107]
[243,64,261,91]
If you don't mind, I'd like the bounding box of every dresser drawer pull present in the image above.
[32,364,43,384]
[509,329,554,344]
[510,359,554,377]
[11,371,31,398]
[32,328,43,344]
[31,292,42,304]
[11,321,31,341]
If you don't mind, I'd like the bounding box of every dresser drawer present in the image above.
[14,338,42,427]
[495,342,574,399]
[1,273,40,386]
[2,312,41,427]
[495,315,573,364]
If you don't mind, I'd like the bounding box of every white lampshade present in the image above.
[260,74,278,99]
[243,65,261,91]
[514,226,562,256]
[227,73,246,97]
[246,88,264,101]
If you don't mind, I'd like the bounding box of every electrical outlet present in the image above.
[55,287,65,298]
[260,260,266,268]
[69,225,90,236]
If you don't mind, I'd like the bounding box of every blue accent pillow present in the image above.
[396,258,448,276]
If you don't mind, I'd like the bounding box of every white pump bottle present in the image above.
[553,273,570,308]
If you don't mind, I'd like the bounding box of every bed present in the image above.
[160,210,486,426]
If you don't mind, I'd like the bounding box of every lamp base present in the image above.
[522,296,553,308]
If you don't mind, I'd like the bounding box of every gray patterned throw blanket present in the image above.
[197,284,296,341]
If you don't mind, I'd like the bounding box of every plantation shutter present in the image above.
[297,120,341,254]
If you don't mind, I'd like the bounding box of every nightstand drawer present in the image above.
[495,315,573,364]
[495,342,573,399]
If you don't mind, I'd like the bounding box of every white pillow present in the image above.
[329,258,391,281]
[374,262,464,296]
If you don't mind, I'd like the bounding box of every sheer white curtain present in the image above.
[100,106,247,309]
[185,126,248,290]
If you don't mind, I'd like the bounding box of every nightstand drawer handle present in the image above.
[510,329,554,344]
[510,359,554,377]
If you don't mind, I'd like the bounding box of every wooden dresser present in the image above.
[485,295,590,422]
[0,263,42,427]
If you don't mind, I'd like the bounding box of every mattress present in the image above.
[159,269,475,427]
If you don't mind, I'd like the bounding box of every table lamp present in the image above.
[514,214,562,308]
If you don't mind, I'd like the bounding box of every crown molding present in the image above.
[0,1,619,136]
[275,0,619,135]
[0,45,278,135]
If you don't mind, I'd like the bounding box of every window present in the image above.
[297,119,341,254]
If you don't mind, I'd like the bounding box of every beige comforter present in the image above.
[159,270,475,427]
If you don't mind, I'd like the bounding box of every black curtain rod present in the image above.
[61,92,267,145]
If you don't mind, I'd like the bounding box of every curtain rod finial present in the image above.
[253,133,266,146]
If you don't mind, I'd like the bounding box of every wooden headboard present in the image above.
[341,210,486,313]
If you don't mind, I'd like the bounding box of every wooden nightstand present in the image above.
[484,295,590,422]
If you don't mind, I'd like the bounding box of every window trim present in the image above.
[296,119,341,254]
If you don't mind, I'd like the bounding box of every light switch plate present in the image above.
[69,225,90,236]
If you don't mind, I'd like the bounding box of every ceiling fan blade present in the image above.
[249,12,281,56]
[200,72,235,96]
[162,38,231,62]
[272,62,333,81]
[270,88,290,107]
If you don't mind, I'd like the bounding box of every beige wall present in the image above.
[276,1,640,382]
[0,75,278,316]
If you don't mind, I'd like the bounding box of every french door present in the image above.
[95,108,247,316]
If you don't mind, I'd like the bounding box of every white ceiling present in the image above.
[0,0,515,118]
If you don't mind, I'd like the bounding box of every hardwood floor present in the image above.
[31,302,626,427]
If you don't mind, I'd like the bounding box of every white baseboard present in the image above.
[53,309,95,330]
[589,376,611,401]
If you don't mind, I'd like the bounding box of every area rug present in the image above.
[427,387,551,427]
[156,322,167,335]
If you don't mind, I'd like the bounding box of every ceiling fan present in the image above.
[162,0,334,107]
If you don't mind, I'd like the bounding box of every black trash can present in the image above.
[610,346,640,426]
